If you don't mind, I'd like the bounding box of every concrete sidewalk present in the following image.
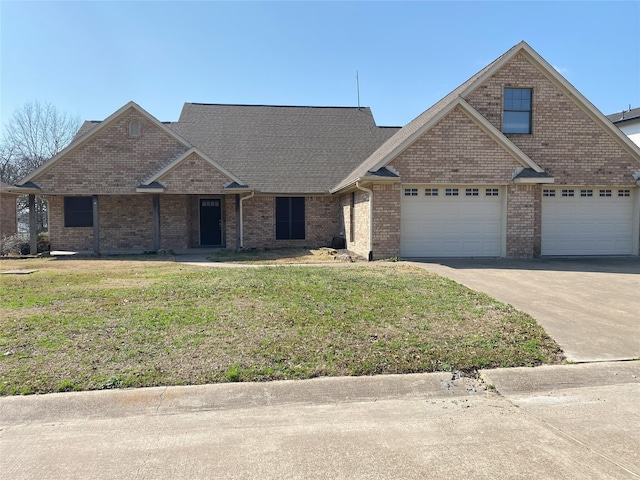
[1,362,638,479]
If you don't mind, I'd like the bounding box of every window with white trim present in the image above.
[465,188,479,196]
[561,189,574,197]
[485,188,499,196]
[618,189,630,197]
[445,188,459,196]
[424,188,438,196]
[599,189,612,197]
[580,189,593,197]
[404,188,418,196]
[543,189,555,197]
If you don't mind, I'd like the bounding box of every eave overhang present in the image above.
[4,182,43,194]
[136,181,166,193]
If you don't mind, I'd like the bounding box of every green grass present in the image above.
[0,257,564,395]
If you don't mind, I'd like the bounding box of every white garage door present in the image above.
[542,187,634,255]
[401,185,503,257]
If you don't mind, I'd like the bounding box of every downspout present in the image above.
[239,191,255,250]
[355,181,373,261]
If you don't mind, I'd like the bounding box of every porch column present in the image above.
[153,194,160,251]
[235,194,241,251]
[92,195,100,255]
[28,194,37,255]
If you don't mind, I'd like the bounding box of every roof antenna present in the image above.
[356,70,361,108]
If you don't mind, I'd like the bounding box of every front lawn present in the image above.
[0,258,563,395]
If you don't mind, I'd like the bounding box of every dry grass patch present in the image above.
[207,247,359,264]
[0,257,564,395]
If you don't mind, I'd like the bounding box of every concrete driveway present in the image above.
[412,257,640,363]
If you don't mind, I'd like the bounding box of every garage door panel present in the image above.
[401,185,503,257]
[542,188,634,255]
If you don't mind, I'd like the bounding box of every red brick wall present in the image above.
[32,108,187,195]
[242,195,340,249]
[0,193,17,238]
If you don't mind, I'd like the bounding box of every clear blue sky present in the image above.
[1,1,639,129]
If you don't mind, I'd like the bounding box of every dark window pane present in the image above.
[290,197,305,222]
[290,221,305,239]
[275,197,305,240]
[64,196,93,227]
[275,197,289,222]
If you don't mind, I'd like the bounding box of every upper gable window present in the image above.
[128,120,141,138]
[503,88,532,134]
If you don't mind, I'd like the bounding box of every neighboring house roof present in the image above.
[332,40,640,192]
[607,107,640,125]
[167,103,399,194]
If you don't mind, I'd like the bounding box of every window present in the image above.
[580,189,593,197]
[618,189,631,197]
[425,188,438,196]
[128,121,141,138]
[486,188,500,196]
[275,197,305,240]
[599,189,612,197]
[465,188,479,196]
[543,189,555,197]
[64,196,93,227]
[503,88,532,134]
[404,188,418,196]
[445,188,459,196]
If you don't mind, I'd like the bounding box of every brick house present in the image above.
[11,42,640,258]
[0,181,18,239]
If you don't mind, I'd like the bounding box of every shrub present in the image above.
[0,232,49,256]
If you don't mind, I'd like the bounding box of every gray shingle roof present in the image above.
[513,168,553,179]
[607,107,640,124]
[167,104,399,194]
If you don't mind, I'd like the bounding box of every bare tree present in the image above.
[1,101,81,233]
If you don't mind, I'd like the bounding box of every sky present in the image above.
[1,1,639,130]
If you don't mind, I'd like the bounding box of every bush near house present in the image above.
[0,233,49,256]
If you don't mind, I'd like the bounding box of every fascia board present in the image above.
[144,147,245,186]
[513,177,555,184]
[19,101,193,185]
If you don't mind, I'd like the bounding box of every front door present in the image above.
[200,199,222,246]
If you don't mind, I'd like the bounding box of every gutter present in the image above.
[355,181,374,261]
[239,191,255,249]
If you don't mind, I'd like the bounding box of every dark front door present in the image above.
[200,199,222,246]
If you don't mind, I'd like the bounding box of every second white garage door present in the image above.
[542,187,635,255]
[400,185,504,257]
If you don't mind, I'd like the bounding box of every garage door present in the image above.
[542,187,634,255]
[401,185,503,257]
